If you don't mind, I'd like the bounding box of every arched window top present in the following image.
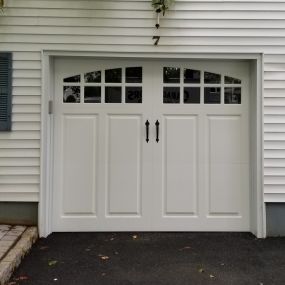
[225,76,241,84]
[63,74,80,83]
[84,71,101,83]
[63,67,142,84]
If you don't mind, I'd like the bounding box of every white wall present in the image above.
[0,0,284,202]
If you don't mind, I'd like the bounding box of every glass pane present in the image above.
[63,86,80,103]
[184,87,200,104]
[84,87,101,103]
[105,87,122,103]
[184,69,200,83]
[163,87,180,104]
[63,74,80,83]
[126,67,142,83]
[225,76,241,84]
[204,87,221,104]
[105,68,122,83]
[225,87,241,104]
[163,67,180,83]
[84,71,101,83]
[204,72,221,84]
[126,87,142,103]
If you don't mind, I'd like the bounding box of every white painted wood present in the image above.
[107,115,142,215]
[151,60,250,231]
[207,116,245,215]
[163,115,198,215]
[62,115,97,215]
[52,58,154,231]
[52,58,250,231]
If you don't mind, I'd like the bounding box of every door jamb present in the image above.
[40,51,265,238]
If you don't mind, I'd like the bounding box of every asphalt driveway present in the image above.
[9,232,285,285]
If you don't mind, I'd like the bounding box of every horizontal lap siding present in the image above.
[264,54,285,199]
[0,0,284,202]
[0,50,41,201]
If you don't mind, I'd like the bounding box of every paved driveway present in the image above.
[9,233,285,285]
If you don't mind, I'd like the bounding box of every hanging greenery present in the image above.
[152,0,175,29]
[0,0,4,14]
[152,0,175,16]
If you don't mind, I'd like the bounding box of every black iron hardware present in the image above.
[155,120,160,143]
[145,120,150,143]
[152,36,160,46]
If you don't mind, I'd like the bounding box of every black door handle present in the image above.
[155,120,160,143]
[145,120,150,143]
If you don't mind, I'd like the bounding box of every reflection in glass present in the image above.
[204,87,221,104]
[63,74,80,83]
[63,86,80,103]
[126,87,142,103]
[225,87,241,104]
[184,87,200,103]
[184,69,200,83]
[105,68,122,83]
[126,67,142,83]
[84,87,101,103]
[225,76,241,84]
[163,87,180,103]
[163,67,180,83]
[204,72,221,84]
[105,87,122,103]
[84,71,101,83]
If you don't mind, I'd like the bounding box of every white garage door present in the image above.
[52,58,250,232]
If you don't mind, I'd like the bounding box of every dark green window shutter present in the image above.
[0,53,12,131]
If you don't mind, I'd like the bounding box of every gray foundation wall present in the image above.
[0,202,38,226]
[266,203,285,237]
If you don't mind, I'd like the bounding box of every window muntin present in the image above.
[162,67,242,105]
[63,67,143,104]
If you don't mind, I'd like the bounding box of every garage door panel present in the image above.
[208,115,242,163]
[107,115,142,216]
[62,115,97,215]
[163,115,198,216]
[208,165,241,215]
[207,115,242,216]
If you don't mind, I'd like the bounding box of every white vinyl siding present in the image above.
[264,54,285,202]
[0,0,284,202]
[0,51,41,202]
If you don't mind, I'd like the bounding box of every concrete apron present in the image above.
[0,225,38,285]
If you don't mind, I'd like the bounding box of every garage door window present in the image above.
[63,67,143,104]
[163,67,241,105]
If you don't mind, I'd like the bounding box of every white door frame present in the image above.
[40,51,265,238]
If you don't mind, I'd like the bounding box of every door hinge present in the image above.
[48,100,53,115]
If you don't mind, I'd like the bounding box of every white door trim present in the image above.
[40,50,265,238]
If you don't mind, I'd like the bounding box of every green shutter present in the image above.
[0,53,12,131]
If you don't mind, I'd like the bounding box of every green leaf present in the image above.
[48,260,58,266]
